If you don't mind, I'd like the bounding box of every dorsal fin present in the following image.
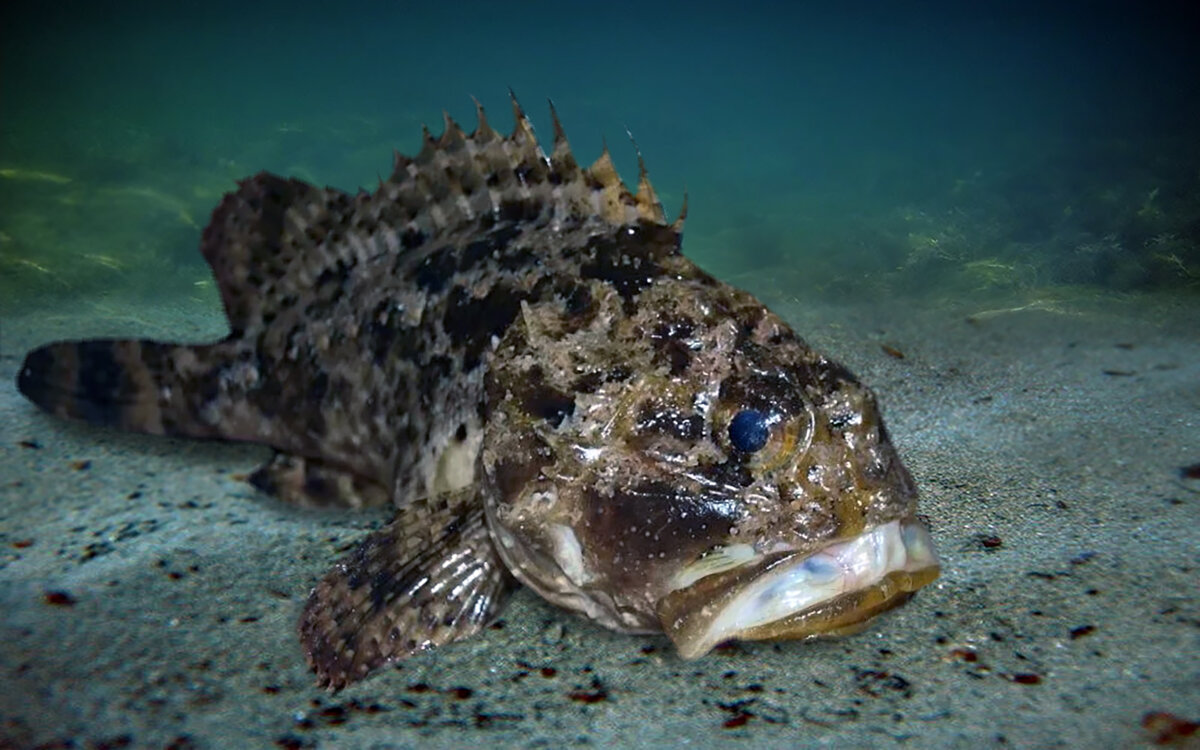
[673,190,689,232]
[199,173,354,335]
[508,90,539,148]
[418,123,437,158]
[470,96,497,143]
[547,99,580,177]
[199,95,678,337]
[440,111,466,148]
[626,128,666,224]
[373,93,677,245]
[585,142,625,224]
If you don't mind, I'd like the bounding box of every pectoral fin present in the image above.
[298,486,513,689]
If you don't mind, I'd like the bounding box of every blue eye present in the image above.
[729,409,770,453]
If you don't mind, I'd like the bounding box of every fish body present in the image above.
[17,97,939,688]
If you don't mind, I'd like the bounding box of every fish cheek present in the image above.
[478,394,581,597]
[577,482,740,612]
[487,428,554,504]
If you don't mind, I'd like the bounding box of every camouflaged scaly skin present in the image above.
[17,96,936,689]
[480,274,920,637]
[20,100,672,513]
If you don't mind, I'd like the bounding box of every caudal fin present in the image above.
[16,335,300,448]
[18,338,225,438]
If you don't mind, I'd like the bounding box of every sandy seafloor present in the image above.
[0,285,1197,750]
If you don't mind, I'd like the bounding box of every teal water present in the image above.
[2,1,1197,311]
[3,4,1200,748]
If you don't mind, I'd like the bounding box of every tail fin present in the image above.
[19,337,244,440]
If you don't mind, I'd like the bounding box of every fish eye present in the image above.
[728,409,770,453]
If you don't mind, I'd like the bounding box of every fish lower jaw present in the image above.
[659,517,940,659]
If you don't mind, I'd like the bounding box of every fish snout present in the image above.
[656,515,940,658]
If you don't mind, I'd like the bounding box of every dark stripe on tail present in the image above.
[18,339,176,435]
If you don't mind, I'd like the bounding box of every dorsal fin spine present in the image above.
[546,99,579,179]
[471,96,497,142]
[380,96,675,231]
[672,191,689,232]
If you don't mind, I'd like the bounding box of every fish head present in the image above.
[481,270,939,658]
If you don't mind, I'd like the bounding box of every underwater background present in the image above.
[2,2,1199,748]
[3,0,1199,311]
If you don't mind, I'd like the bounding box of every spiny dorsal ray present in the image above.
[384,93,678,231]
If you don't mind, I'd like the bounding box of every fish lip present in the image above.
[656,517,940,659]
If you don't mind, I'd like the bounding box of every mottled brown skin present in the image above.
[482,267,920,637]
[17,96,937,689]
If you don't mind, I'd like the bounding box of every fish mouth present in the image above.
[656,517,940,659]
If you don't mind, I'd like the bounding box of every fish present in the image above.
[16,95,940,689]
